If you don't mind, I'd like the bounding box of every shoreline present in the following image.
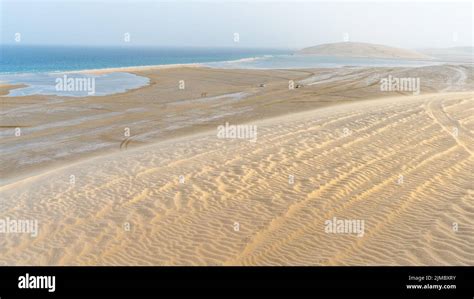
[0,62,208,78]
[68,62,205,75]
[0,84,27,96]
[2,53,470,79]
[0,54,272,77]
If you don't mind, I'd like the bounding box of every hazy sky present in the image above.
[1,0,472,49]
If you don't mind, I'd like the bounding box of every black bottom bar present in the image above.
[0,266,472,298]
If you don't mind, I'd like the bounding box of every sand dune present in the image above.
[297,42,431,60]
[1,92,472,265]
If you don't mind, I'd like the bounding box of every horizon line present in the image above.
[1,43,473,50]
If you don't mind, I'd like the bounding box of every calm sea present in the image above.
[0,45,290,74]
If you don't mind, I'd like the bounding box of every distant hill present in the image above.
[297,42,431,60]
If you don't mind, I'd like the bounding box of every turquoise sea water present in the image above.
[0,45,290,74]
[0,45,441,97]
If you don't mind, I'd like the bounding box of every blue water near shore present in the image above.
[0,45,290,74]
[2,72,150,97]
[0,45,440,97]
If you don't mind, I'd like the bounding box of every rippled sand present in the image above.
[2,65,472,186]
[1,92,472,265]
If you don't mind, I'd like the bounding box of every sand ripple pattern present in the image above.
[0,93,473,265]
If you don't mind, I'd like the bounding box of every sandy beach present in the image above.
[0,64,473,265]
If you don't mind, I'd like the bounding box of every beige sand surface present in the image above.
[0,90,473,265]
[0,84,26,96]
[2,65,472,186]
